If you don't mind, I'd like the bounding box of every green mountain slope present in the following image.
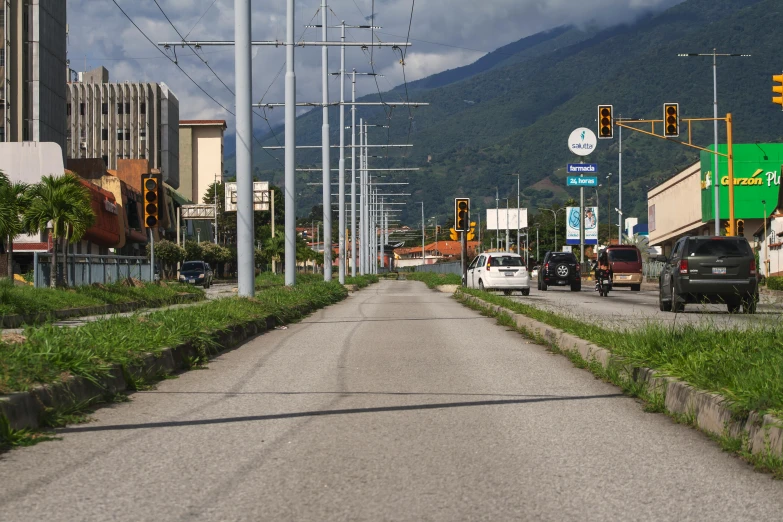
[239,0,783,226]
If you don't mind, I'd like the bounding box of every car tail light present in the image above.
[679,259,689,275]
[750,258,757,276]
[576,264,581,272]
[544,263,549,273]
[486,257,492,271]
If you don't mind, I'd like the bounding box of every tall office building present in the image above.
[66,67,180,189]
[0,0,68,149]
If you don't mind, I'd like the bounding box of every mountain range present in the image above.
[228,0,783,228]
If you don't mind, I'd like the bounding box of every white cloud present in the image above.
[67,0,685,138]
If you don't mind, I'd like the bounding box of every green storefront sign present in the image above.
[701,144,783,222]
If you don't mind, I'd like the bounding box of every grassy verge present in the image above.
[255,272,380,290]
[0,279,204,317]
[345,274,379,288]
[459,288,783,420]
[0,282,347,396]
[404,272,462,288]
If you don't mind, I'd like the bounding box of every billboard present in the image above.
[225,181,271,212]
[565,206,598,245]
[485,208,528,230]
[700,144,783,222]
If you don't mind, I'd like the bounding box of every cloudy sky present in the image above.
[68,0,684,141]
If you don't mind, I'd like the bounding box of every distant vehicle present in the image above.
[465,252,530,296]
[604,245,643,291]
[179,260,214,289]
[531,266,540,280]
[658,236,757,314]
[538,251,581,292]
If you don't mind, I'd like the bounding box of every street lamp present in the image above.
[504,198,510,252]
[508,172,521,258]
[678,50,750,235]
[615,208,623,241]
[763,199,769,276]
[606,173,612,243]
[538,207,566,252]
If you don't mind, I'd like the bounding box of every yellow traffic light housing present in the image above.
[142,174,161,229]
[467,222,476,241]
[449,228,458,241]
[773,74,783,108]
[454,198,470,232]
[598,105,613,139]
[736,219,745,236]
[723,221,731,236]
[664,103,679,137]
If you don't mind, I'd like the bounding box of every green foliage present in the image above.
[147,239,185,279]
[184,240,204,261]
[767,277,783,291]
[405,272,462,288]
[0,278,203,317]
[0,282,348,394]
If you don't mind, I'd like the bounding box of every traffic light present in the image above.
[467,222,476,241]
[449,228,458,241]
[598,105,613,139]
[454,198,470,232]
[142,173,161,229]
[436,225,442,235]
[664,103,679,137]
[737,219,745,236]
[773,74,783,107]
[723,221,731,236]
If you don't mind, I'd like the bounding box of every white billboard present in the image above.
[225,181,270,212]
[485,208,528,230]
[565,206,598,245]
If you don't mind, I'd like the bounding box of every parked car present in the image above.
[531,266,540,280]
[538,251,581,291]
[604,245,643,291]
[465,252,530,295]
[179,260,214,289]
[658,236,757,314]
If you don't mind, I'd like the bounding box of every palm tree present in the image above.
[0,172,27,279]
[23,174,95,287]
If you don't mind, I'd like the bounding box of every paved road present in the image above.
[510,285,781,330]
[1,280,781,521]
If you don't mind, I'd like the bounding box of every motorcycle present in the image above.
[595,267,612,297]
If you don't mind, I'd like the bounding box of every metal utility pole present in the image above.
[495,188,499,250]
[514,173,520,258]
[283,0,297,286]
[421,201,425,266]
[337,21,346,283]
[320,0,332,281]
[359,119,366,274]
[235,0,254,296]
[618,123,623,245]
[580,178,585,264]
[678,50,750,235]
[536,225,539,261]
[213,173,219,244]
[350,70,356,277]
[606,173,612,243]
[505,198,510,253]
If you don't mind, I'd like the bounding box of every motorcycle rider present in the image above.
[594,250,612,292]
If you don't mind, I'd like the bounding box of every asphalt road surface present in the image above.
[512,285,781,330]
[1,280,782,521]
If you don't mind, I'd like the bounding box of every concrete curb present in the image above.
[0,293,203,329]
[0,295,337,431]
[457,291,783,460]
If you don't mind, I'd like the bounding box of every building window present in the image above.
[140,128,146,138]
[80,128,85,139]
[0,48,5,68]
[117,129,123,140]
[0,9,5,27]
[101,128,108,140]
[0,127,5,142]
[117,103,123,115]
[101,155,108,167]
[66,103,71,116]
[79,103,85,116]
[125,103,130,114]
[102,103,108,115]
[140,103,146,114]
[124,128,130,140]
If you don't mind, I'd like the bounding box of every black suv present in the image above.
[658,236,758,314]
[538,251,581,292]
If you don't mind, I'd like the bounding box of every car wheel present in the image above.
[742,294,758,314]
[727,299,741,314]
[503,290,512,296]
[478,280,485,291]
[659,286,672,312]
[521,288,530,296]
[671,284,684,313]
[540,280,548,291]
[631,284,641,292]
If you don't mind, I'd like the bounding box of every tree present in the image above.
[23,174,95,287]
[147,239,185,279]
[0,172,28,279]
[184,240,204,262]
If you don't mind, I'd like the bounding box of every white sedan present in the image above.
[464,252,530,296]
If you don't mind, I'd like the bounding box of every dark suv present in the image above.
[538,251,581,292]
[658,236,758,314]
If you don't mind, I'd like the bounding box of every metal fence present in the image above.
[643,261,665,281]
[414,261,462,275]
[33,253,153,288]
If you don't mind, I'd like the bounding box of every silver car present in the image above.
[465,252,530,296]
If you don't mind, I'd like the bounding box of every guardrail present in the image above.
[414,261,462,275]
[33,253,153,288]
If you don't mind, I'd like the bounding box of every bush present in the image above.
[767,276,783,291]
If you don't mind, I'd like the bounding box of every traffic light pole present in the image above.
[461,231,468,286]
[149,229,155,282]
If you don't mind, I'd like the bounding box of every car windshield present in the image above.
[688,239,750,257]
[490,255,523,267]
[549,253,576,263]
[181,262,204,271]
[608,249,639,262]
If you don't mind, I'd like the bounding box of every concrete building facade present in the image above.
[65,67,180,189]
[0,0,68,149]
[179,120,226,204]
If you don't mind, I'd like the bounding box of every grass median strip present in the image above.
[0,282,348,395]
[403,272,462,288]
[459,287,783,420]
[0,279,205,318]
